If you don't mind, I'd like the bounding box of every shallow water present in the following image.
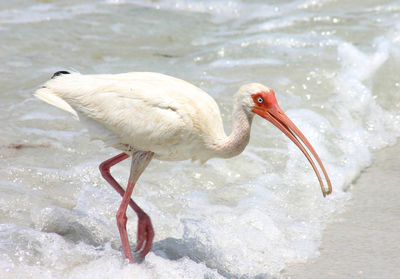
[1,0,400,278]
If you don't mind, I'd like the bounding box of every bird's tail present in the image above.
[34,71,79,119]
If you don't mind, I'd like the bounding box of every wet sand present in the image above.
[281,142,400,279]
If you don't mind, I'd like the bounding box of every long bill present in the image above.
[255,104,332,197]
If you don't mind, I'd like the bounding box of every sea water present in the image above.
[0,0,399,278]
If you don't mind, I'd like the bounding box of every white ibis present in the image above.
[34,71,332,263]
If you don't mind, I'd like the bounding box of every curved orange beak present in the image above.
[252,93,332,197]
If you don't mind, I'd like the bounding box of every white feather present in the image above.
[34,87,79,119]
[34,72,227,161]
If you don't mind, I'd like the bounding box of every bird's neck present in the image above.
[214,104,253,158]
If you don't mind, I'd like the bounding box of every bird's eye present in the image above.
[257,97,264,104]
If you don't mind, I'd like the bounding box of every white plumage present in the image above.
[34,71,332,263]
[35,72,228,162]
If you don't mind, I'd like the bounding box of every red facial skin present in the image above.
[251,90,332,197]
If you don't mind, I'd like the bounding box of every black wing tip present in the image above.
[51,71,70,79]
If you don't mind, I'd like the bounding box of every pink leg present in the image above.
[99,152,154,263]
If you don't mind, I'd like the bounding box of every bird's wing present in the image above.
[35,72,224,152]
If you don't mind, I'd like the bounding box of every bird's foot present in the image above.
[135,212,154,259]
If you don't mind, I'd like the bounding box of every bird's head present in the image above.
[236,83,332,197]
